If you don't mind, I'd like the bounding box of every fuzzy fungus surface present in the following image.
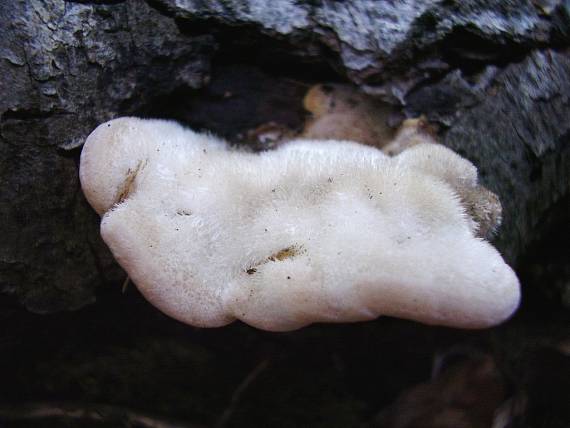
[80,117,520,331]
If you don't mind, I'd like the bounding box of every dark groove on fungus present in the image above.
[115,160,147,205]
[244,245,305,275]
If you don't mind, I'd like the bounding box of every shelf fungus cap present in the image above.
[80,117,521,331]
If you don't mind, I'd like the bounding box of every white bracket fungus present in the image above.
[80,117,520,331]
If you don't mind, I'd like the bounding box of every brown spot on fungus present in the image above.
[115,160,146,204]
[267,245,302,262]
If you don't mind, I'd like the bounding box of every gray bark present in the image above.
[1,0,216,312]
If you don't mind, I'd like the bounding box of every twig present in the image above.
[122,275,130,293]
[215,360,269,428]
[0,402,201,428]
